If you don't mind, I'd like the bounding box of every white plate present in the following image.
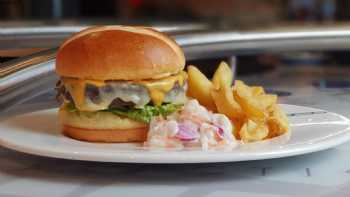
[0,104,349,163]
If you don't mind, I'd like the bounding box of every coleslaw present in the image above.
[144,99,238,150]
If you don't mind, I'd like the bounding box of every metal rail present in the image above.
[178,28,350,59]
[0,24,209,50]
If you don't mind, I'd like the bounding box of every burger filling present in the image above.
[56,71,187,123]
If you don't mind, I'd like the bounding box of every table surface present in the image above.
[1,65,350,197]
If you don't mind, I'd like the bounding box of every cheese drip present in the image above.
[61,71,187,111]
[62,78,105,110]
[139,71,187,106]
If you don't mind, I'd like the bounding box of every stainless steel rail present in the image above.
[0,24,209,50]
[179,28,350,59]
[2,27,350,113]
[0,49,57,112]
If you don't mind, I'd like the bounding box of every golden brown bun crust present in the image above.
[63,125,147,142]
[56,26,185,80]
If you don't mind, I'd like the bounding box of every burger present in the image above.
[55,26,186,143]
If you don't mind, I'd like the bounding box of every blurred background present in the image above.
[1,0,350,78]
[0,0,339,27]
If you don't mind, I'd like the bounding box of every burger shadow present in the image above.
[5,112,60,136]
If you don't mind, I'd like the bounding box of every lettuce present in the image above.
[106,103,182,123]
[65,103,182,123]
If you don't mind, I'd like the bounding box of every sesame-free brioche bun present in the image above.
[56,26,185,80]
[59,106,148,142]
[63,126,147,143]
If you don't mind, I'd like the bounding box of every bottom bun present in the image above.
[63,125,148,142]
[59,105,148,142]
[59,106,146,130]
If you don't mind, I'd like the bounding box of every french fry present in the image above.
[251,86,265,96]
[187,65,216,111]
[233,80,266,121]
[211,85,243,119]
[256,94,278,110]
[239,119,269,143]
[267,104,290,136]
[231,118,245,140]
[212,61,233,90]
[267,119,280,138]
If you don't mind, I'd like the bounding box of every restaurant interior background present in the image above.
[0,0,349,81]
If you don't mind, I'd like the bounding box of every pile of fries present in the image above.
[187,62,290,143]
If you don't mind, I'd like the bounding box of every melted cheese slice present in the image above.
[139,71,187,106]
[62,71,187,111]
[62,78,106,111]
